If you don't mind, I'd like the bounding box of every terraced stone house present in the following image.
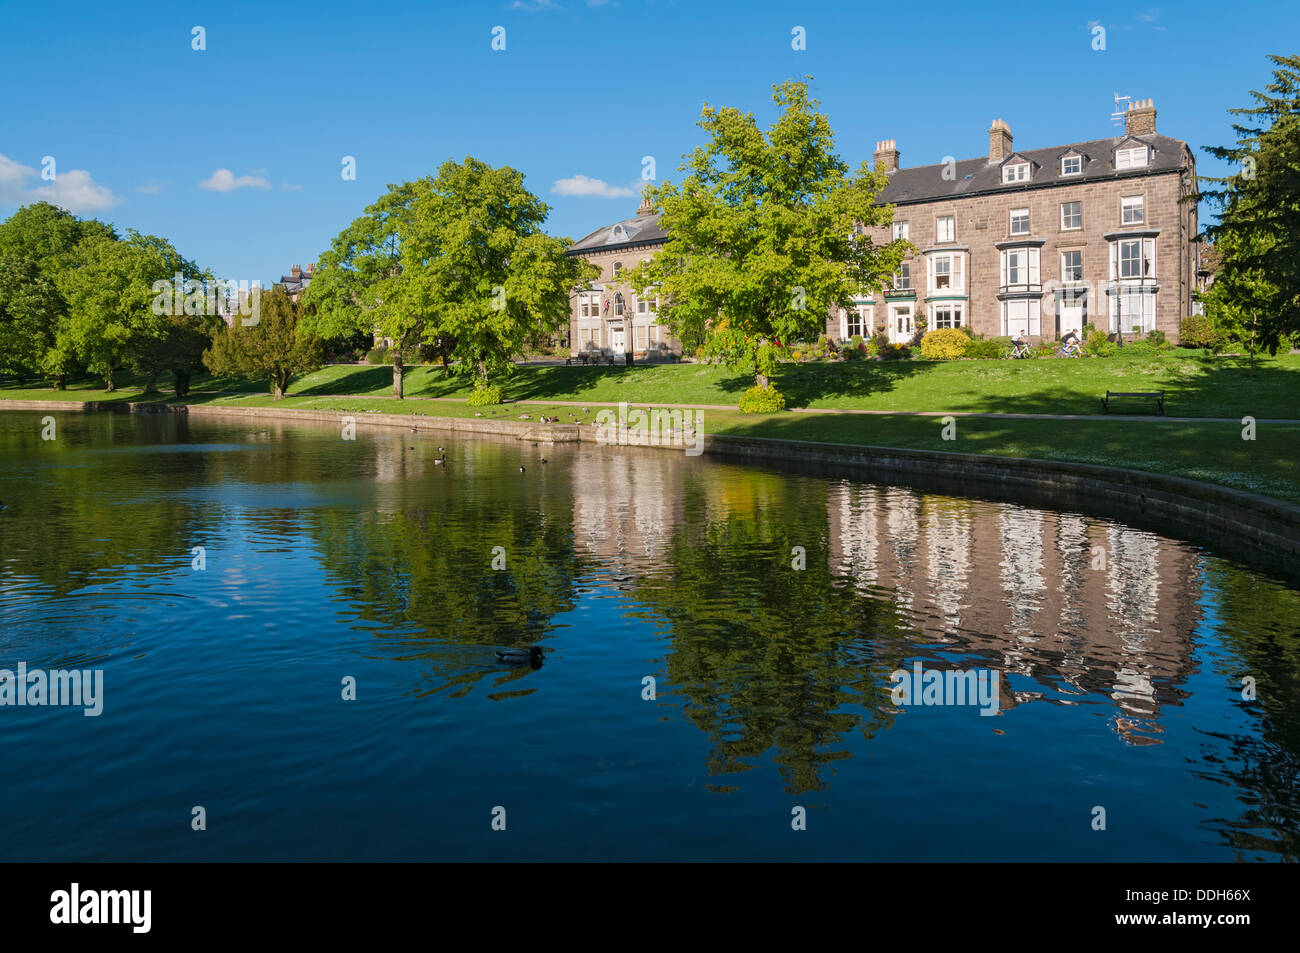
[834,98,1199,346]
[566,97,1199,356]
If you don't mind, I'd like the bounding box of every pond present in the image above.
[0,410,1296,861]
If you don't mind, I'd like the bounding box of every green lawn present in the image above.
[4,351,1299,503]
[276,350,1300,419]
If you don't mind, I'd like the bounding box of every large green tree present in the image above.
[0,202,116,386]
[302,181,427,398]
[1198,54,1300,354]
[620,79,909,405]
[56,231,202,391]
[403,157,595,397]
[304,159,594,401]
[203,284,323,398]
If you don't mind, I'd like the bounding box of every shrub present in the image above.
[365,346,389,365]
[964,338,1003,359]
[1146,329,1170,349]
[738,384,786,414]
[849,333,865,353]
[920,327,971,360]
[958,324,975,338]
[867,329,889,357]
[1085,330,1117,357]
[1178,314,1224,350]
[878,341,910,361]
[466,381,503,406]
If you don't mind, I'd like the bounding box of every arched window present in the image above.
[612,261,623,276]
[614,292,624,316]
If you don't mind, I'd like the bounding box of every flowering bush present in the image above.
[920,328,971,360]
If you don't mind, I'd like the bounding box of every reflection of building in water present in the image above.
[826,481,1201,743]
[569,449,682,569]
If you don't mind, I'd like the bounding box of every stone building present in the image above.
[566,97,1199,354]
[832,98,1199,345]
[565,197,675,360]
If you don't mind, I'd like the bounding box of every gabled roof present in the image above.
[568,212,668,254]
[878,133,1188,207]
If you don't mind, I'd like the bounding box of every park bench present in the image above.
[1100,390,1165,415]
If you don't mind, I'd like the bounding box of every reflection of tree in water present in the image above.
[633,480,909,796]
[1196,562,1300,859]
[306,501,582,700]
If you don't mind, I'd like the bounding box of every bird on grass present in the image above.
[496,646,545,669]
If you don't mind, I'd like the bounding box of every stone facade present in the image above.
[566,198,677,361]
[829,99,1199,346]
[567,98,1199,354]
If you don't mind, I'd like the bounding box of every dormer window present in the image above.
[1002,161,1030,184]
[610,224,628,242]
[1061,155,1082,176]
[1115,146,1148,170]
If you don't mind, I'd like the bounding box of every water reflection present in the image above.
[1,411,1298,860]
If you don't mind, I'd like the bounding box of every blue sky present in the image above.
[0,0,1290,285]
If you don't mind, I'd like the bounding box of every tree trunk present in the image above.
[53,376,66,391]
[392,350,404,399]
[143,369,159,394]
[104,363,116,392]
[271,371,287,400]
[755,372,770,389]
[174,370,191,398]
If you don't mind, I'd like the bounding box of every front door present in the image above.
[890,305,913,344]
[1059,295,1085,339]
[610,325,626,355]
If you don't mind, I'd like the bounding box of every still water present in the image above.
[0,410,1297,861]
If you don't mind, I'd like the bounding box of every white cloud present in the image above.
[552,174,636,198]
[281,182,304,191]
[200,168,271,192]
[1137,8,1161,22]
[0,153,120,212]
[136,182,163,194]
[510,0,560,10]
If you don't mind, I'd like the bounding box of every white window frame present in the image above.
[999,247,1040,287]
[1111,238,1156,281]
[928,252,964,293]
[1060,154,1082,176]
[1121,195,1145,225]
[1115,146,1148,170]
[1009,208,1030,236]
[893,262,911,291]
[840,304,873,339]
[930,301,964,329]
[893,221,909,241]
[1000,298,1042,336]
[1060,201,1082,231]
[612,261,623,276]
[1060,250,1084,283]
[935,216,955,243]
[1003,162,1030,184]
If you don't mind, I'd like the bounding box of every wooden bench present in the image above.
[1101,390,1165,415]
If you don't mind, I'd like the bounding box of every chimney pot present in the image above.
[873,138,901,174]
[1124,98,1157,136]
[988,118,1014,163]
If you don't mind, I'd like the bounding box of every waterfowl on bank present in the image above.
[495,646,545,667]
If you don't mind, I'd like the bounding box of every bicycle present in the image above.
[1055,342,1083,358]
[1004,342,1035,359]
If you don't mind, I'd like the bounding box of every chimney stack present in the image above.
[873,139,900,174]
[988,119,1013,163]
[636,194,654,218]
[1124,98,1157,137]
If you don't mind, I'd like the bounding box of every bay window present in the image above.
[1000,246,1040,287]
[1001,297,1042,336]
[928,252,964,293]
